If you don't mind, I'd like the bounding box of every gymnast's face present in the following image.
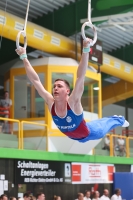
[53,80,70,100]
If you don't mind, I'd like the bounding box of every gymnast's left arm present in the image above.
[69,38,92,102]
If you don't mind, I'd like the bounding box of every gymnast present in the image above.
[15,38,129,143]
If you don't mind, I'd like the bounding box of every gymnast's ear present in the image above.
[67,89,70,95]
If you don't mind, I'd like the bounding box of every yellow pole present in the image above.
[126,137,129,158]
[18,121,21,149]
[0,117,20,149]
[46,67,51,151]
[21,121,24,149]
[89,84,94,112]
[98,74,102,118]
[31,85,35,118]
[21,121,48,150]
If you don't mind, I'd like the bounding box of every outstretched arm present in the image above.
[69,38,92,102]
[15,47,53,105]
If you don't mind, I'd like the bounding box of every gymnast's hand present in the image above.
[15,46,26,56]
[83,38,93,47]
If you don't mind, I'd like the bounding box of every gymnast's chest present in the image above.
[52,110,81,127]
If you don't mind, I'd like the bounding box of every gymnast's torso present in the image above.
[51,102,89,139]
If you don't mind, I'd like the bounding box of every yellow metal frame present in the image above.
[31,85,35,118]
[85,70,101,118]
[0,117,21,149]
[102,80,133,106]
[98,73,102,118]
[110,134,128,157]
[18,117,45,122]
[0,115,131,157]
[126,137,133,158]
[10,65,47,120]
[89,84,93,113]
[20,121,48,150]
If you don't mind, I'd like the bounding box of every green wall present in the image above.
[1,148,133,164]
[110,44,133,65]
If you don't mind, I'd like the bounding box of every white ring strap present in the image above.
[16,0,30,50]
[81,0,97,46]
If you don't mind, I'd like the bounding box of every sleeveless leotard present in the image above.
[51,102,126,143]
[51,102,89,139]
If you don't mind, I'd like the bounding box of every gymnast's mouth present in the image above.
[54,92,59,95]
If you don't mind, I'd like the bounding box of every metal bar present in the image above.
[0,3,38,19]
[109,21,133,25]
[37,0,59,10]
[0,117,21,149]
[0,1,43,17]
[21,121,48,151]
[21,121,24,149]
[14,0,47,15]
[81,12,133,23]
[0,117,19,123]
[18,121,21,149]
[21,120,48,127]
[56,0,70,5]
[98,74,102,118]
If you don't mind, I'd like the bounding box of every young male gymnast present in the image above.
[15,38,129,143]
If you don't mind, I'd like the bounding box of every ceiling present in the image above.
[71,11,133,52]
[0,0,133,64]
[0,0,75,20]
[0,0,133,106]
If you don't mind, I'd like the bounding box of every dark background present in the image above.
[0,159,131,200]
[15,160,71,184]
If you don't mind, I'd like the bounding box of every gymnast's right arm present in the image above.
[15,47,53,105]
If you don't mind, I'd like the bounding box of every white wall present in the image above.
[128,108,133,131]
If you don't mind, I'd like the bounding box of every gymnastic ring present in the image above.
[16,30,27,50]
[81,22,97,46]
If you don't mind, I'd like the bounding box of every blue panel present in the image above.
[114,173,133,200]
